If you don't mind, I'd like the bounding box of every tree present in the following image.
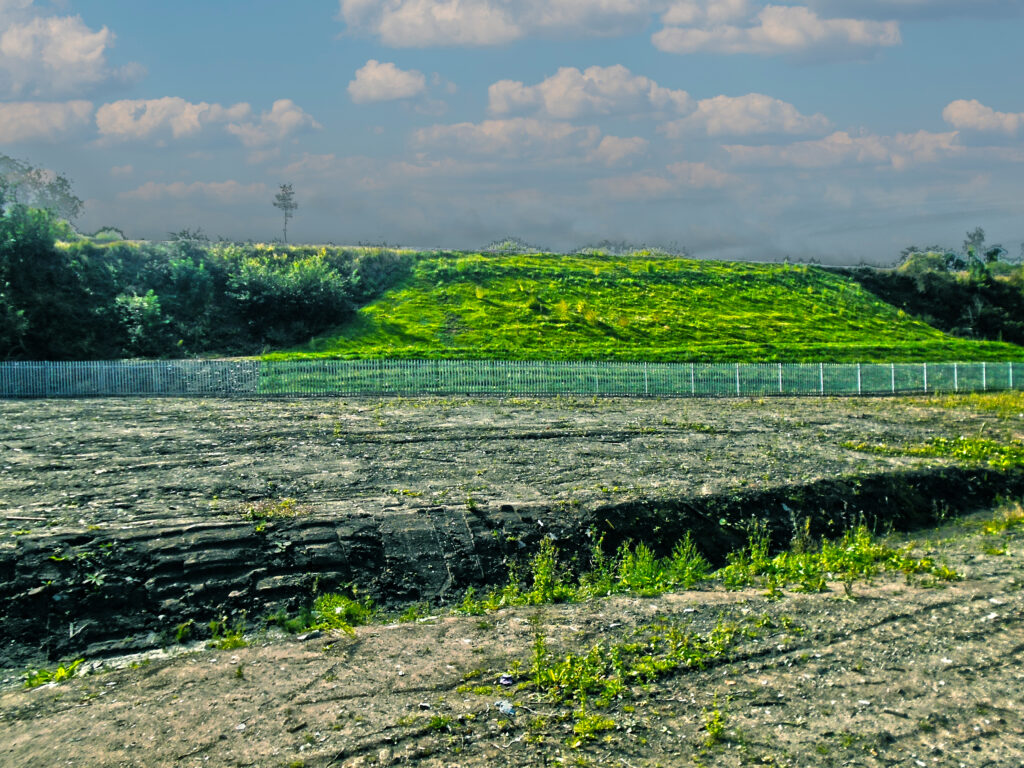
[272,184,298,243]
[0,154,83,221]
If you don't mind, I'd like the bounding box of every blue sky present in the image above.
[2,0,1023,263]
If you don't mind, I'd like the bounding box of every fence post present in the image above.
[982,361,987,391]
[819,362,824,396]
[1010,361,1014,390]
[778,362,783,395]
[690,363,695,396]
[857,363,862,396]
[891,363,895,394]
[643,362,649,396]
[954,362,958,392]
[923,362,928,393]
[735,363,741,396]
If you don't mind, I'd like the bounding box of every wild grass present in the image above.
[269,252,1020,363]
[843,436,1024,470]
[717,523,959,594]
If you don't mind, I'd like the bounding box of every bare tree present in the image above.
[272,183,298,243]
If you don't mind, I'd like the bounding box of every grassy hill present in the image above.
[268,252,1023,363]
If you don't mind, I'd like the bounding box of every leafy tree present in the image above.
[0,154,83,221]
[272,184,298,243]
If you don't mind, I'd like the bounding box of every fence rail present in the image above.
[1,359,1021,399]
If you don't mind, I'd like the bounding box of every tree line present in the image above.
[0,204,411,360]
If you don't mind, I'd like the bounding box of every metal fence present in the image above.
[0,359,1021,399]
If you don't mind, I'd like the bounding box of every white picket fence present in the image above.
[0,359,1020,398]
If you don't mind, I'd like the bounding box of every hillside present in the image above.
[273,252,1022,362]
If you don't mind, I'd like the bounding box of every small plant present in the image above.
[208,615,248,650]
[23,658,85,689]
[702,699,727,746]
[175,619,194,644]
[312,591,374,632]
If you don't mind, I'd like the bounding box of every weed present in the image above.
[175,619,194,644]
[702,700,727,746]
[208,615,248,650]
[23,658,85,688]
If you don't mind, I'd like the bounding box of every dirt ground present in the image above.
[0,508,1022,768]
[0,394,1016,527]
[1,393,1024,766]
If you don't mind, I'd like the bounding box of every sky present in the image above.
[1,0,1023,264]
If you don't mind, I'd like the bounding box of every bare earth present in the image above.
[1,394,1023,766]
[1,510,1022,768]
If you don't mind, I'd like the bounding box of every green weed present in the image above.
[23,658,84,688]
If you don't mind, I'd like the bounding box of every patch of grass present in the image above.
[23,658,85,688]
[268,252,1020,363]
[716,523,959,595]
[522,615,746,747]
[208,616,248,650]
[455,532,710,614]
[842,436,1024,469]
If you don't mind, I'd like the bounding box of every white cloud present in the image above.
[661,93,830,137]
[0,100,92,142]
[349,60,427,103]
[413,117,602,158]
[121,180,268,204]
[0,2,140,96]
[589,135,648,165]
[110,164,133,177]
[653,4,900,56]
[662,0,751,25]
[96,97,251,142]
[942,99,1023,135]
[596,160,738,200]
[489,65,691,119]
[338,0,659,47]
[724,129,961,169]
[225,99,322,147]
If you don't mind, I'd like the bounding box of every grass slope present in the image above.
[270,252,1023,362]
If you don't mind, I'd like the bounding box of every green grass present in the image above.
[843,436,1024,470]
[267,252,1022,362]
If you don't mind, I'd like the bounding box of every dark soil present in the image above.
[1,394,1023,669]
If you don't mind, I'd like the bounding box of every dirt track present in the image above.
[2,394,1024,669]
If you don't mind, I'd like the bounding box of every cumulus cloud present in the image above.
[661,93,830,137]
[120,180,268,204]
[349,60,427,103]
[0,100,92,142]
[724,129,961,169]
[588,135,648,165]
[653,4,900,56]
[96,97,251,142]
[338,0,658,47]
[413,117,600,158]
[95,97,321,149]
[489,65,691,119]
[0,1,140,96]
[225,99,322,147]
[942,99,1024,135]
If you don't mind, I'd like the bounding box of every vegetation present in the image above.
[279,252,1022,362]
[23,658,85,688]
[843,436,1024,470]
[3,155,1023,362]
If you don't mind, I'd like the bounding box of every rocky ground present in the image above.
[0,506,1022,768]
[1,392,1024,766]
